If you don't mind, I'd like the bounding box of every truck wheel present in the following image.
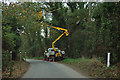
[57,57,61,61]
[61,57,63,60]
[49,56,52,62]
[44,56,47,60]
[55,57,57,61]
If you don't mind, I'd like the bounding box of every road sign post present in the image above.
[107,52,110,67]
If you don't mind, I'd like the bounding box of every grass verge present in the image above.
[2,60,30,79]
[26,56,44,60]
[61,57,119,78]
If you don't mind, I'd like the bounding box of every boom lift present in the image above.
[44,25,69,61]
[36,9,69,61]
[46,25,69,52]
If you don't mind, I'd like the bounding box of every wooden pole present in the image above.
[25,53,26,61]
[20,53,22,70]
[9,54,12,77]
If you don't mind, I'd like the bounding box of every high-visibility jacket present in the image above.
[44,52,45,56]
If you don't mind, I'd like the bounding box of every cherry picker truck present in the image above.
[44,25,69,61]
[36,10,69,61]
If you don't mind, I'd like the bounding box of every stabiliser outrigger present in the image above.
[44,25,69,62]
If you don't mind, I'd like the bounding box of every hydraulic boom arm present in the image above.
[46,25,69,51]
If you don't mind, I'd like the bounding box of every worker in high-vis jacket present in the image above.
[43,50,45,56]
[44,51,47,60]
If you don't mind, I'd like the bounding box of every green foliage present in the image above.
[2,2,120,74]
[2,26,16,51]
[26,56,44,59]
[62,57,119,78]
[2,50,11,71]
[47,2,120,65]
[62,57,90,64]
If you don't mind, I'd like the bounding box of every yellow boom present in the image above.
[36,10,69,52]
[46,25,69,51]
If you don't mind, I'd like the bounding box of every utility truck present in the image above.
[44,48,65,61]
[36,10,69,61]
[44,25,69,61]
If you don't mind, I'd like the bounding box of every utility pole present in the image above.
[88,2,92,28]
[25,52,26,61]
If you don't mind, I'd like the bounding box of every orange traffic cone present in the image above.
[53,58,55,62]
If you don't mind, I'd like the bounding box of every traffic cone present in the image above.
[53,58,55,62]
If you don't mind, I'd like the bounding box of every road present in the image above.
[22,59,88,78]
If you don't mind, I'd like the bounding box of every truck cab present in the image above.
[44,48,65,61]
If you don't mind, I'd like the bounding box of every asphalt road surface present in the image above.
[22,59,88,78]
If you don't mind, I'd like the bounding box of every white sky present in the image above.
[1,0,112,3]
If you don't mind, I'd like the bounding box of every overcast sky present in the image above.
[1,0,120,2]
[0,0,107,3]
